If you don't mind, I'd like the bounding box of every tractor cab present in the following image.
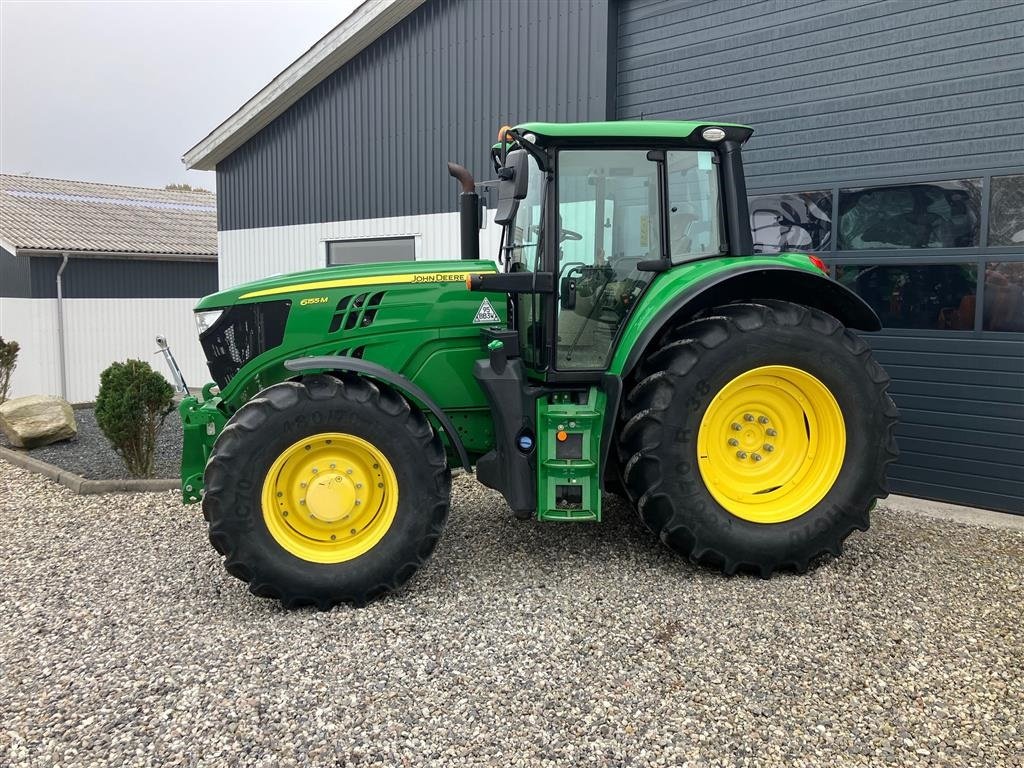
[470,122,753,381]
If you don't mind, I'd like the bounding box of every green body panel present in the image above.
[608,253,821,376]
[206,259,503,412]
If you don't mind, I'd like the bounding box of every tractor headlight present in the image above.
[194,309,224,336]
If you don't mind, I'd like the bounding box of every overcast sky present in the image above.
[0,0,360,191]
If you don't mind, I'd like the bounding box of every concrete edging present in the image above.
[0,446,179,494]
[878,493,1024,532]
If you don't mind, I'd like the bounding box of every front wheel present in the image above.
[618,300,898,576]
[202,374,451,608]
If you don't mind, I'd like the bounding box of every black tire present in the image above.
[618,300,898,576]
[202,374,450,608]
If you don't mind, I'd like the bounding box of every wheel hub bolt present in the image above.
[743,413,754,422]
[299,499,306,505]
[731,422,742,431]
[758,416,769,424]
[346,468,353,475]
[728,438,739,447]
[752,453,763,462]
[766,428,778,437]
[763,444,774,453]
[736,451,747,459]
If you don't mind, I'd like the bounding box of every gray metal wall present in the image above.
[616,0,1024,513]
[615,0,1024,190]
[0,246,30,298]
[869,333,1023,512]
[216,0,615,232]
[28,256,217,299]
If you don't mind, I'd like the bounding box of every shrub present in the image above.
[95,359,174,478]
[0,336,19,404]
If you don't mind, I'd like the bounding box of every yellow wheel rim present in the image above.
[261,432,398,563]
[696,365,846,524]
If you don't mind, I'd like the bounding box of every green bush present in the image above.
[95,359,174,478]
[0,336,19,404]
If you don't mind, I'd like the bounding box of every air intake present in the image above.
[328,291,386,334]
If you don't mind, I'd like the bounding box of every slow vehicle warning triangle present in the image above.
[473,298,500,324]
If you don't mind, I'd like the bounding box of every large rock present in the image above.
[0,395,78,449]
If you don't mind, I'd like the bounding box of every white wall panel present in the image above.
[0,299,61,398]
[218,210,504,288]
[1,297,208,402]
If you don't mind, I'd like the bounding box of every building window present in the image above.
[749,190,831,254]
[835,263,978,331]
[983,262,1024,332]
[989,175,1024,247]
[838,180,981,250]
[326,237,415,266]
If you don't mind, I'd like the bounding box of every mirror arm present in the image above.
[507,130,550,172]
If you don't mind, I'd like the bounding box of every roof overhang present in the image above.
[12,248,217,262]
[182,0,425,172]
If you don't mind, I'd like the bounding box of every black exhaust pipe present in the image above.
[448,162,480,260]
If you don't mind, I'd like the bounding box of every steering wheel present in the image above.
[528,224,583,242]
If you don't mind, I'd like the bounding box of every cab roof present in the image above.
[514,120,752,140]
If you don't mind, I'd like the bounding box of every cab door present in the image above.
[553,149,663,371]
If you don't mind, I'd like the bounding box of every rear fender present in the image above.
[611,262,880,379]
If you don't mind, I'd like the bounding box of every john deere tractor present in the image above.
[181,121,898,608]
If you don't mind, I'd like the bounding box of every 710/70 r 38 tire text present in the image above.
[618,300,899,576]
[202,374,451,609]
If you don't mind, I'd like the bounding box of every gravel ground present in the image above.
[0,407,182,480]
[1,460,1022,767]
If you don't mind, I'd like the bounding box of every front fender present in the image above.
[609,255,880,378]
[283,356,472,471]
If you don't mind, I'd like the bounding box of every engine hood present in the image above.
[194,259,497,310]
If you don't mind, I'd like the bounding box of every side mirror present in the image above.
[559,275,577,310]
[494,149,530,225]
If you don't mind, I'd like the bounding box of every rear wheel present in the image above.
[618,301,898,576]
[203,374,450,608]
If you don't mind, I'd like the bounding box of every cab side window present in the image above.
[666,151,723,262]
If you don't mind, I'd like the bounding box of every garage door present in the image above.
[616,0,1024,513]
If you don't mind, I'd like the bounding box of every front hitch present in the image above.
[179,389,228,504]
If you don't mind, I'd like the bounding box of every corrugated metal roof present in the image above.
[0,174,217,258]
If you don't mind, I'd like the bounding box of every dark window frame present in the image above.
[747,165,1024,337]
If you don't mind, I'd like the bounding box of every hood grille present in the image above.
[200,300,290,389]
[328,291,386,334]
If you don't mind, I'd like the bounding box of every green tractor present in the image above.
[180,120,898,608]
